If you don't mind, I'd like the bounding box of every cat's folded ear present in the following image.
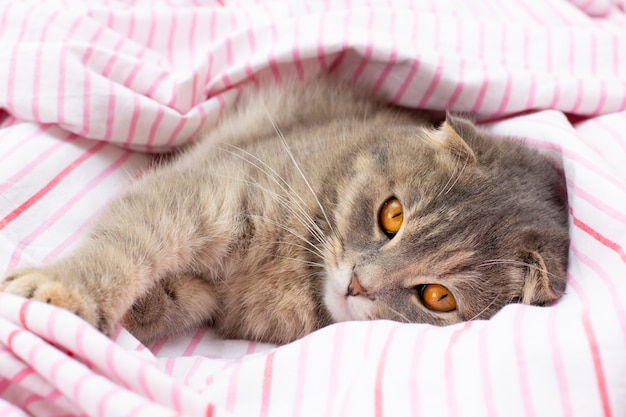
[429,113,477,163]
[520,250,565,306]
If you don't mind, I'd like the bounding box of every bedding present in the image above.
[1,0,626,416]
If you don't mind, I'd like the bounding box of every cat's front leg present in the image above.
[1,168,232,337]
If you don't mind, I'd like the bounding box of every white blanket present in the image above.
[1,0,625,416]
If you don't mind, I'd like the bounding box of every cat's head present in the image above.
[322,114,569,326]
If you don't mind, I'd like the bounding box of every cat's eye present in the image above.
[419,284,457,312]
[379,197,403,237]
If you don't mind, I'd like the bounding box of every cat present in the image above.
[0,78,569,345]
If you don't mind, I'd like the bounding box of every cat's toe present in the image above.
[1,270,102,331]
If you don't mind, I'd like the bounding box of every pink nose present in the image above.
[347,274,368,297]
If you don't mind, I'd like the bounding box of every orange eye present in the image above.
[420,284,457,312]
[379,197,403,237]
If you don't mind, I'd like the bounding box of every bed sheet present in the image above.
[1,0,626,416]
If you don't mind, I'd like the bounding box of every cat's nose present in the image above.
[347,274,368,297]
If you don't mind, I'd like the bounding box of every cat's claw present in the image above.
[0,270,109,334]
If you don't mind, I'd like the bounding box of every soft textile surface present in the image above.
[1,0,626,416]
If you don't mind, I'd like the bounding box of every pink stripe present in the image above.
[351,9,374,84]
[8,367,34,386]
[31,11,60,122]
[409,327,432,415]
[103,83,117,142]
[391,58,420,105]
[145,72,169,99]
[74,323,88,358]
[591,80,607,116]
[149,336,169,356]
[18,300,30,328]
[323,325,344,416]
[124,94,141,147]
[547,307,573,416]
[128,403,151,417]
[572,246,626,343]
[567,274,612,417]
[188,12,199,110]
[171,383,182,413]
[46,308,60,342]
[22,389,62,411]
[5,5,36,119]
[0,379,11,397]
[477,326,497,417]
[49,354,71,385]
[572,209,626,263]
[513,306,535,417]
[268,24,283,85]
[72,372,92,404]
[56,16,81,124]
[524,125,626,194]
[104,342,128,390]
[0,139,107,231]
[9,147,132,269]
[372,14,398,94]
[291,20,306,80]
[225,361,242,412]
[0,3,14,39]
[259,351,276,417]
[182,326,208,356]
[0,132,74,193]
[566,178,626,224]
[165,357,176,375]
[137,361,154,400]
[43,211,97,262]
[417,56,444,108]
[373,325,400,417]
[447,58,466,110]
[146,8,157,49]
[97,388,118,417]
[290,334,311,417]
[443,321,473,417]
[167,12,178,78]
[326,11,350,75]
[183,356,205,386]
[590,117,626,153]
[0,124,52,164]
[612,34,619,77]
[146,107,165,151]
[316,11,328,70]
[246,341,257,354]
[570,79,584,114]
[78,27,105,137]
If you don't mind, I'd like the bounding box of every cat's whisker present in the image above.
[386,305,411,324]
[272,255,325,269]
[221,145,308,209]
[261,106,341,244]
[220,146,332,249]
[246,214,327,259]
[275,240,328,263]
[210,163,331,253]
[476,259,556,279]
[467,291,502,321]
[444,157,470,195]
[437,152,470,197]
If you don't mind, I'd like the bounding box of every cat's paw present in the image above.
[0,269,111,335]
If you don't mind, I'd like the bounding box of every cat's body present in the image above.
[1,79,569,344]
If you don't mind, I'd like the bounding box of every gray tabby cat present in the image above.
[0,79,569,344]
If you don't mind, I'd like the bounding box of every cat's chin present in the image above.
[323,263,373,322]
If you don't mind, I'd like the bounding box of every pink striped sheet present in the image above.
[2,0,626,416]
